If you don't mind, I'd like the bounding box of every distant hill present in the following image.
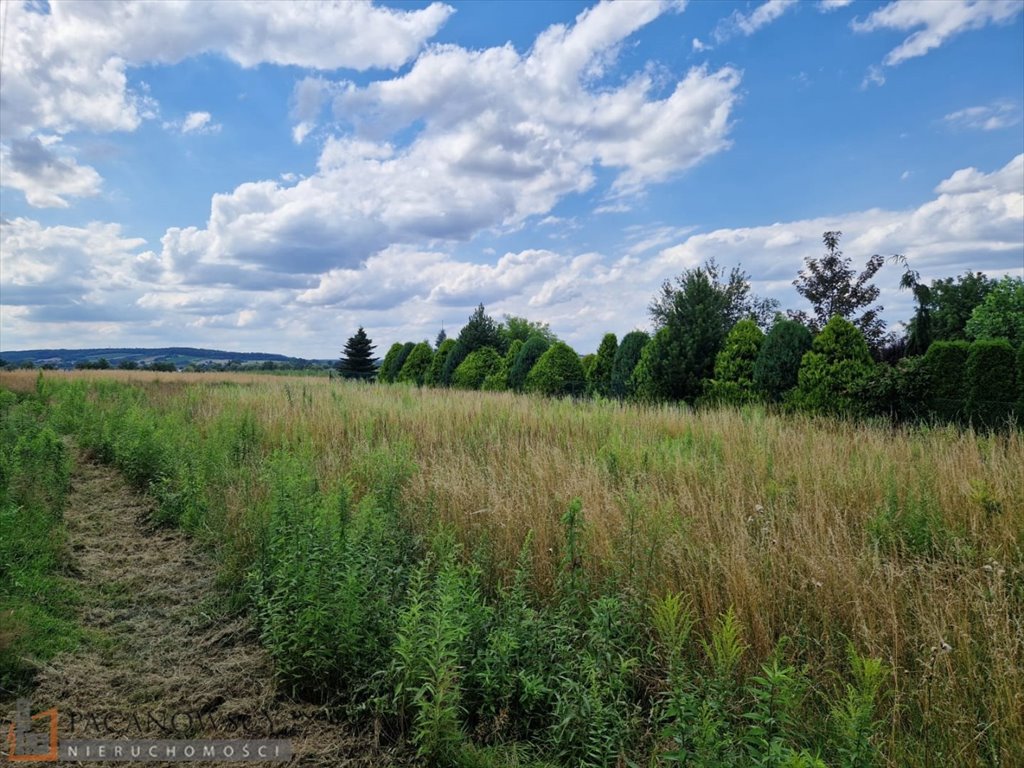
[0,347,333,370]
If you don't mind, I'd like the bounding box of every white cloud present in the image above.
[861,65,886,89]
[154,1,740,285]
[2,155,1020,356]
[901,170,912,181]
[818,0,853,11]
[714,0,798,44]
[181,111,220,134]
[1,0,454,140]
[0,137,102,208]
[853,0,1023,74]
[943,100,1022,131]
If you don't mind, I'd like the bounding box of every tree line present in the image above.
[341,230,1021,427]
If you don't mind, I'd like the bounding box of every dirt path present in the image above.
[18,452,397,767]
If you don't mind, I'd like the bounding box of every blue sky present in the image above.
[1,0,1022,357]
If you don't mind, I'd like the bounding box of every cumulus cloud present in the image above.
[182,111,221,134]
[152,1,740,286]
[1,1,454,140]
[0,137,102,207]
[2,158,1019,355]
[943,100,1021,131]
[713,0,798,44]
[818,0,853,11]
[853,0,1023,76]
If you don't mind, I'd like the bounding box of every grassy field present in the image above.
[2,369,1021,766]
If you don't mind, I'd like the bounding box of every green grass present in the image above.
[0,386,80,696]
[3,370,1021,766]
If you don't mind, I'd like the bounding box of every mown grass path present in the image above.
[23,450,394,767]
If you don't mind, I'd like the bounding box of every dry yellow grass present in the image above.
[7,368,1022,763]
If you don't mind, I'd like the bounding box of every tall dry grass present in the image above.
[7,368,1022,764]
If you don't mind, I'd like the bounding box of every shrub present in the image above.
[508,335,550,392]
[452,347,503,390]
[610,331,649,400]
[921,341,970,422]
[525,342,586,398]
[378,343,405,383]
[440,340,470,387]
[397,342,433,387]
[588,333,618,397]
[794,316,874,415]
[965,339,1016,429]
[425,338,456,387]
[753,318,813,402]
[704,319,765,405]
[629,329,675,403]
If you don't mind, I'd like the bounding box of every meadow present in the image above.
[2,369,1021,767]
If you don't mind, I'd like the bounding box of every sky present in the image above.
[1,0,1022,358]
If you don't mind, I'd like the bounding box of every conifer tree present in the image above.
[338,327,378,380]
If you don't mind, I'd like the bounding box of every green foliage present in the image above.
[966,275,1024,348]
[338,326,378,380]
[791,231,886,351]
[426,338,456,387]
[378,343,406,383]
[647,263,757,402]
[391,536,484,763]
[501,315,557,346]
[397,342,434,386]
[965,338,1017,428]
[794,317,874,415]
[250,451,415,701]
[928,272,995,343]
[866,486,956,560]
[753,319,813,402]
[829,647,886,768]
[458,304,507,356]
[453,347,504,390]
[704,320,765,405]
[588,333,618,397]
[921,340,970,422]
[441,340,471,387]
[609,330,649,400]
[0,392,79,691]
[508,335,551,392]
[629,328,675,403]
[525,343,586,398]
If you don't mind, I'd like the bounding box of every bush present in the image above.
[397,342,433,386]
[588,333,618,397]
[525,342,586,398]
[425,338,456,387]
[753,318,813,402]
[921,341,970,422]
[508,335,550,392]
[378,343,405,383]
[703,320,765,405]
[965,339,1016,429]
[794,316,874,415]
[610,331,649,400]
[440,340,470,387]
[452,348,503,390]
[629,329,675,403]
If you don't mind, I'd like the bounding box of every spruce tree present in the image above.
[338,327,378,380]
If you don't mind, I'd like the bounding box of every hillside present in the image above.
[0,347,332,370]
